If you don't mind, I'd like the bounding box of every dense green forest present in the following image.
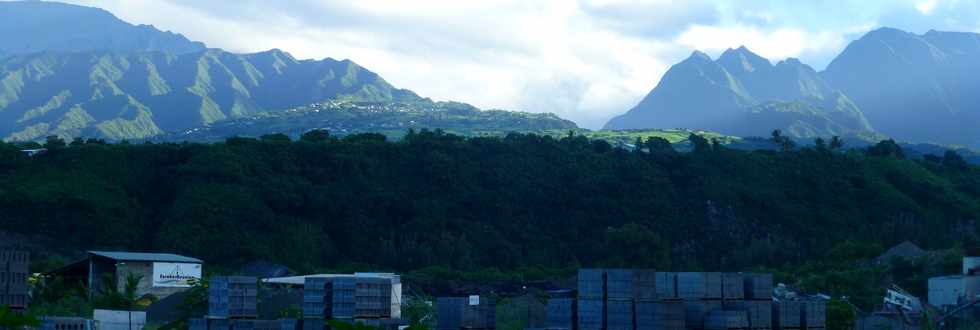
[1,131,977,308]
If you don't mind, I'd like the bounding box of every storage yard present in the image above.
[7,248,980,330]
[442,269,826,330]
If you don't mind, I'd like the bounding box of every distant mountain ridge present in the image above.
[0,49,421,140]
[605,47,873,139]
[607,28,980,148]
[0,1,577,141]
[0,1,205,56]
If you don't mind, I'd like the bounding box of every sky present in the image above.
[51,0,980,128]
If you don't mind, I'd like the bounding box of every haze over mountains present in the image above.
[4,1,980,149]
[0,1,570,141]
[606,27,980,148]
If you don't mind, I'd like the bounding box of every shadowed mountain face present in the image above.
[823,28,980,146]
[0,1,205,56]
[604,47,873,139]
[0,50,421,140]
[607,27,980,147]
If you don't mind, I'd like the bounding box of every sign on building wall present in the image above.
[152,262,202,287]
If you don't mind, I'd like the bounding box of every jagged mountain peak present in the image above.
[718,46,772,73]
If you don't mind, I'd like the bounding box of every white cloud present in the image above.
[677,25,830,60]
[916,0,939,15]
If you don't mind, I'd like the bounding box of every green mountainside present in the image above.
[1,133,977,308]
[0,50,421,141]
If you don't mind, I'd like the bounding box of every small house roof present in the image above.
[89,251,202,263]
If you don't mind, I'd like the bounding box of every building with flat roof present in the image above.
[46,251,203,301]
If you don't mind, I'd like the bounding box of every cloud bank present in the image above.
[47,0,980,128]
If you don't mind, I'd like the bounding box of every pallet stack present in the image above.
[736,273,773,330]
[546,297,575,330]
[436,296,495,330]
[802,301,825,330]
[772,301,802,330]
[208,276,259,330]
[678,272,723,330]
[0,251,29,310]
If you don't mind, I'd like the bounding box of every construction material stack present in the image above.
[303,274,402,329]
[39,317,96,330]
[577,269,604,330]
[303,277,328,330]
[208,276,259,330]
[0,251,29,311]
[605,269,634,330]
[728,274,773,330]
[546,296,575,330]
[801,301,825,330]
[678,272,723,329]
[636,271,684,330]
[772,301,802,330]
[436,296,496,330]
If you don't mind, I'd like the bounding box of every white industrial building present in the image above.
[928,252,980,309]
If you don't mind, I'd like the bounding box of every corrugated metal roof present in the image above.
[88,251,202,263]
[262,273,399,285]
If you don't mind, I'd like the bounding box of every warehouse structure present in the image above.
[45,251,203,301]
[928,251,980,310]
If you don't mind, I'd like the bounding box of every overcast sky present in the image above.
[54,0,980,128]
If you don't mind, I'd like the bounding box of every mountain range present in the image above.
[0,1,574,141]
[606,28,980,148]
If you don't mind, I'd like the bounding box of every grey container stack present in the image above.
[303,277,328,319]
[703,311,749,330]
[636,301,685,330]
[301,319,323,330]
[721,274,744,301]
[802,301,825,329]
[355,277,393,318]
[436,296,495,330]
[656,272,678,300]
[211,319,232,330]
[546,298,574,330]
[678,273,722,300]
[577,298,604,330]
[39,317,95,330]
[437,297,465,330]
[606,300,633,330]
[723,300,771,329]
[684,300,722,330]
[632,269,658,302]
[773,301,802,330]
[280,319,299,330]
[209,276,259,319]
[462,297,495,329]
[190,318,208,330]
[579,269,605,299]
[742,274,772,301]
[606,269,633,301]
[328,277,356,320]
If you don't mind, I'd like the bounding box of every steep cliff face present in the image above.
[605,47,872,138]
[0,50,420,140]
[823,28,980,146]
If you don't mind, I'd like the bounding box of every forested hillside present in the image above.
[1,132,977,302]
